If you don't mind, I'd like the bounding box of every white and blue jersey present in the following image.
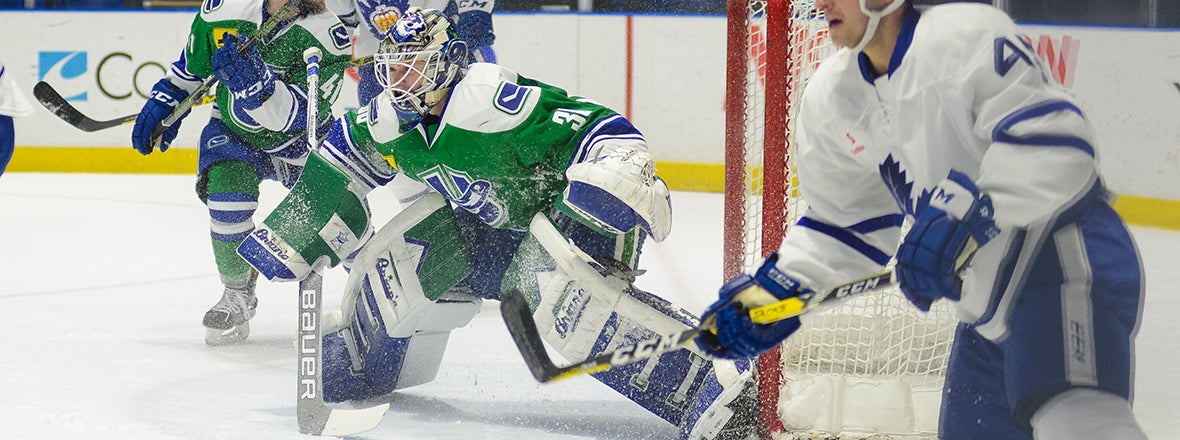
[774,4,1144,437]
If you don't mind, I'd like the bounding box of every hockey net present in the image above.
[723,1,957,438]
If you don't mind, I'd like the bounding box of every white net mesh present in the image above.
[729,1,958,438]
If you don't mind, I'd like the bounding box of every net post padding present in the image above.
[724,0,752,282]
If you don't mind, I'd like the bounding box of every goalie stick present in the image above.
[500,269,894,383]
[295,48,387,436]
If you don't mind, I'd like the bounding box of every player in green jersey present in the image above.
[130,0,352,346]
[237,8,759,439]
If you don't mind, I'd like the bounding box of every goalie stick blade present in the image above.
[298,401,391,436]
[33,81,137,132]
[502,271,897,383]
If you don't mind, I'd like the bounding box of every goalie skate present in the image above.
[203,280,258,346]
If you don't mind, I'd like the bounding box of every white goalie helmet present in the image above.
[374,8,470,116]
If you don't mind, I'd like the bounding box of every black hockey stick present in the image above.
[33,81,141,132]
[33,81,215,132]
[500,270,895,383]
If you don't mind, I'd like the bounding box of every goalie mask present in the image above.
[375,8,470,116]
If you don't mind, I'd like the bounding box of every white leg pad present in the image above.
[338,193,449,337]
[331,192,480,382]
[527,213,695,361]
[387,298,480,390]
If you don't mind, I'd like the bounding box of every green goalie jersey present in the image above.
[332,63,643,231]
[176,0,352,147]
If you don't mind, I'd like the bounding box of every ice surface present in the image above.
[1,173,1175,439]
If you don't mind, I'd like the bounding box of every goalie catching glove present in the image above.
[896,169,1001,311]
[696,252,806,360]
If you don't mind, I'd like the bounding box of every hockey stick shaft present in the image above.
[296,268,330,432]
[303,47,321,148]
[501,269,895,383]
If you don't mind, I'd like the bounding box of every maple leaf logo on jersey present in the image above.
[878,154,932,216]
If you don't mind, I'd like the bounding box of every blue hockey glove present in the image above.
[211,33,275,110]
[896,170,1001,311]
[131,78,190,155]
[696,252,805,360]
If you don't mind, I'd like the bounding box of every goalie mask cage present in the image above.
[723,1,957,438]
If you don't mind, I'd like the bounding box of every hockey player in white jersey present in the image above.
[696,1,1148,439]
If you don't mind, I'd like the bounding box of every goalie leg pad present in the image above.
[323,299,479,402]
[323,193,479,402]
[681,362,760,440]
[504,214,710,426]
[237,151,372,281]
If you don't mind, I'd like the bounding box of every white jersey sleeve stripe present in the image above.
[167,50,205,92]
